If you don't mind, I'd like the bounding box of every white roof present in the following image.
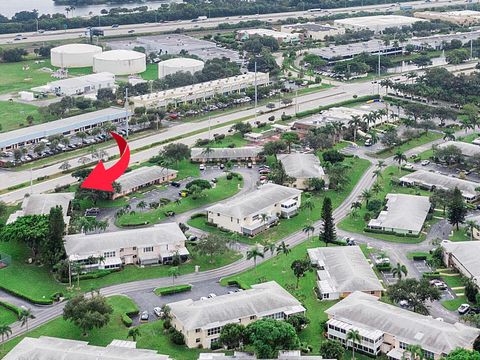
[238,29,299,40]
[334,15,425,28]
[326,291,480,355]
[277,153,325,179]
[3,336,170,360]
[191,147,261,160]
[64,223,187,259]
[95,50,145,61]
[442,240,480,283]
[437,141,480,157]
[32,72,115,92]
[7,193,74,224]
[117,166,177,193]
[400,170,480,199]
[51,44,102,54]
[207,183,302,218]
[168,281,305,331]
[368,193,430,233]
[158,57,204,67]
[307,246,383,294]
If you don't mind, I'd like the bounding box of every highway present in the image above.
[0,0,470,45]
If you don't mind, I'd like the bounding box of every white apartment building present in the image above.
[168,281,305,348]
[206,183,302,236]
[277,153,327,190]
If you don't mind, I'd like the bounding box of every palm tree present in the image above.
[373,169,382,180]
[405,344,424,360]
[376,160,386,170]
[360,189,372,205]
[0,324,12,350]
[303,223,315,241]
[127,327,141,341]
[443,128,456,141]
[263,243,276,256]
[368,129,379,144]
[392,262,408,280]
[301,198,315,219]
[466,220,478,241]
[19,308,35,331]
[168,266,180,284]
[247,247,264,273]
[201,146,214,161]
[348,115,363,143]
[260,213,269,228]
[393,151,407,172]
[346,329,361,359]
[371,182,382,194]
[137,201,147,211]
[276,241,291,271]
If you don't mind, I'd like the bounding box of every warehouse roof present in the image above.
[368,193,430,233]
[326,291,480,355]
[3,337,170,360]
[310,39,401,60]
[168,281,305,330]
[399,170,479,199]
[7,193,75,224]
[334,15,425,28]
[0,107,130,150]
[206,183,302,218]
[32,72,115,93]
[282,23,340,32]
[308,246,383,294]
[117,166,177,193]
[191,147,261,160]
[442,240,480,283]
[277,153,325,179]
[437,141,480,157]
[64,223,187,259]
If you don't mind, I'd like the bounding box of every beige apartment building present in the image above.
[206,183,302,236]
[168,281,306,349]
[64,223,189,270]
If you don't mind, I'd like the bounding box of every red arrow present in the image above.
[81,132,130,192]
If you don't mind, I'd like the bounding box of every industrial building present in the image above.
[399,170,480,202]
[367,193,430,236]
[168,281,305,348]
[93,50,146,75]
[7,192,75,225]
[308,246,383,300]
[157,57,204,79]
[0,107,131,152]
[277,153,327,190]
[190,147,262,163]
[51,44,102,68]
[3,337,171,360]
[437,140,480,158]
[333,15,427,34]
[132,72,269,108]
[206,183,302,236]
[65,223,189,270]
[114,166,178,199]
[280,23,345,41]
[236,29,301,43]
[326,291,480,359]
[409,29,480,50]
[106,34,241,64]
[442,240,480,285]
[31,72,115,96]
[414,10,480,26]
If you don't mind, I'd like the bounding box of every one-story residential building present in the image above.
[3,336,170,360]
[31,72,115,96]
[399,170,480,202]
[277,153,327,190]
[168,281,306,349]
[441,240,480,285]
[114,166,177,199]
[307,246,383,300]
[437,140,480,158]
[190,147,262,163]
[198,351,330,360]
[206,183,302,236]
[7,192,75,225]
[367,193,431,236]
[326,291,480,359]
[64,223,189,271]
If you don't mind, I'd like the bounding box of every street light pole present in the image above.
[254,60,258,121]
[125,88,129,138]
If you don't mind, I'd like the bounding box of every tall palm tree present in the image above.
[0,324,12,350]
[368,129,379,144]
[346,329,361,359]
[360,189,372,205]
[348,115,363,143]
[371,182,382,194]
[260,213,269,228]
[19,308,35,331]
[247,247,264,273]
[137,201,147,211]
[301,199,315,219]
[276,241,291,272]
[376,160,386,170]
[263,243,276,256]
[392,262,408,280]
[465,220,478,241]
[127,327,141,341]
[393,151,407,172]
[303,223,315,241]
[373,169,382,180]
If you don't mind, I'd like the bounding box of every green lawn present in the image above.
[338,165,436,243]
[116,175,242,226]
[0,101,44,133]
[442,296,467,311]
[206,133,249,148]
[140,63,158,81]
[441,274,465,290]
[449,228,471,242]
[375,132,443,159]
[0,304,18,326]
[189,157,371,245]
[458,133,480,144]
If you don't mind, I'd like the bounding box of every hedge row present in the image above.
[295,94,381,118]
[121,307,140,327]
[412,255,428,261]
[422,271,441,279]
[375,264,392,272]
[364,228,420,238]
[0,300,22,317]
[155,284,192,296]
[0,285,53,305]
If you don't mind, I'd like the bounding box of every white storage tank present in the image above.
[51,44,102,68]
[157,57,205,79]
[93,50,146,75]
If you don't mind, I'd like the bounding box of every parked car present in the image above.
[458,303,470,315]
[199,164,206,171]
[207,293,216,298]
[153,307,163,317]
[399,300,409,308]
[188,235,198,242]
[247,162,253,168]
[140,311,149,322]
[84,208,100,216]
[200,296,208,300]
[429,279,447,290]
[421,160,430,166]
[170,181,181,187]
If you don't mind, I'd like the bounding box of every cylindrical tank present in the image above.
[93,50,146,75]
[157,58,205,79]
[51,44,102,68]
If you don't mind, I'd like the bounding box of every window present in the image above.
[143,246,154,252]
[250,315,256,320]
[252,214,259,221]
[133,247,137,250]
[196,338,201,343]
[399,342,409,350]
[207,327,222,336]
[195,328,201,333]
[120,248,124,252]
[104,251,115,258]
[322,293,330,299]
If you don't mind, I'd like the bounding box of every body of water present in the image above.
[0,0,180,18]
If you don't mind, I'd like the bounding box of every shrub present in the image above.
[122,313,133,327]
[363,212,371,222]
[366,199,383,215]
[226,173,233,180]
[190,213,206,219]
[412,255,428,261]
[163,318,172,329]
[169,328,185,345]
[0,285,53,305]
[155,284,192,296]
[0,300,22,317]
[186,179,212,190]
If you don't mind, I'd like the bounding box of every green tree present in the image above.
[465,278,479,303]
[319,197,336,246]
[219,323,245,349]
[41,206,66,268]
[443,349,480,360]
[302,223,315,241]
[291,258,312,289]
[393,150,407,172]
[447,187,467,230]
[386,278,441,315]
[19,308,35,331]
[392,262,408,280]
[168,266,180,284]
[319,339,345,360]
[232,122,252,135]
[161,143,191,167]
[406,344,424,360]
[262,140,287,156]
[63,293,113,336]
[196,234,229,261]
[127,327,141,341]
[0,324,12,351]
[346,329,361,359]
[247,247,264,273]
[281,132,299,153]
[466,220,479,242]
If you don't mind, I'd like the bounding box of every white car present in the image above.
[421,160,430,166]
[199,164,206,171]
[458,303,470,315]
[153,307,163,317]
[200,296,208,300]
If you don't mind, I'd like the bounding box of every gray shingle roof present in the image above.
[307,246,383,294]
[206,183,302,218]
[277,153,325,179]
[168,281,305,330]
[4,337,170,360]
[442,240,480,283]
[118,166,177,192]
[191,147,261,160]
[326,291,480,355]
[437,141,480,157]
[368,193,430,233]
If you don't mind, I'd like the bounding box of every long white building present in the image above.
[132,72,269,108]
[334,15,426,34]
[31,72,115,96]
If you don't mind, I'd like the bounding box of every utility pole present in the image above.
[471,39,474,59]
[377,42,381,94]
[125,88,129,138]
[254,60,258,121]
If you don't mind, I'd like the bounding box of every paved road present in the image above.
[0,0,466,45]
